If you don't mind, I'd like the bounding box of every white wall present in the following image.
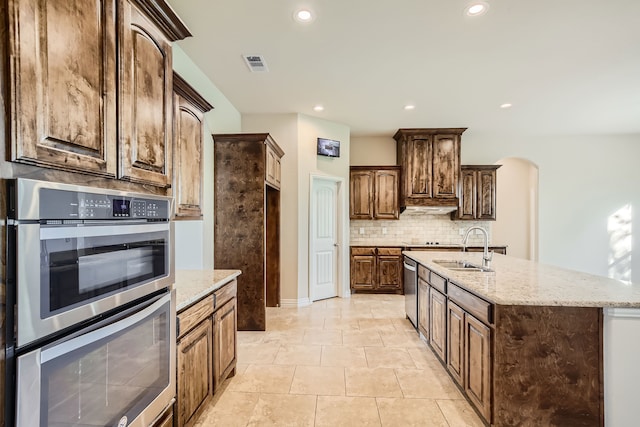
[171,45,241,270]
[462,132,640,281]
[242,114,350,304]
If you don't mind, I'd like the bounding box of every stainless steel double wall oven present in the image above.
[6,179,175,427]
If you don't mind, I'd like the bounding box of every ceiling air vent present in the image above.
[243,54,269,72]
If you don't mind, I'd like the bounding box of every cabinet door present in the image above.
[8,0,117,177]
[465,313,492,422]
[476,169,497,220]
[173,91,205,219]
[406,137,433,199]
[418,279,429,338]
[350,254,376,290]
[213,298,237,391]
[118,0,173,187]
[177,318,213,427]
[377,255,402,292]
[429,288,447,362]
[432,134,460,199]
[266,145,282,189]
[457,169,477,220]
[374,169,400,219]
[350,170,374,219]
[447,301,465,386]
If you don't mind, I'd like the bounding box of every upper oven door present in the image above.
[16,221,174,348]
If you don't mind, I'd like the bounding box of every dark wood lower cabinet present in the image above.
[350,247,403,293]
[417,279,429,338]
[213,298,237,391]
[177,318,213,427]
[176,280,238,427]
[429,288,447,361]
[465,313,492,422]
[446,301,465,386]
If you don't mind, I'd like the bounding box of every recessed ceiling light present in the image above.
[465,2,489,16]
[404,104,416,110]
[294,9,315,23]
[500,103,513,109]
[313,105,324,112]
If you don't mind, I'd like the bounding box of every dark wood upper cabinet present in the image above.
[172,73,213,220]
[7,0,118,177]
[6,0,191,187]
[394,128,465,209]
[454,165,500,221]
[349,166,400,220]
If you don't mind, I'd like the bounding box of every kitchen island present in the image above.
[403,251,640,427]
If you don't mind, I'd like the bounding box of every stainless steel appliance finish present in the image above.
[403,257,418,328]
[9,178,174,347]
[15,290,176,427]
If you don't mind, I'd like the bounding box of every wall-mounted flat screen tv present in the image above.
[317,138,340,158]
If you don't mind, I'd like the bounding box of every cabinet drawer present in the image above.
[428,270,447,294]
[448,283,493,325]
[214,280,237,310]
[178,295,214,339]
[377,247,402,256]
[351,247,376,256]
[417,265,430,283]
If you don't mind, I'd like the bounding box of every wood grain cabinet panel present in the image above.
[349,169,374,219]
[394,128,465,209]
[177,317,213,427]
[265,144,283,189]
[447,301,465,386]
[429,287,447,362]
[7,0,118,177]
[172,73,213,219]
[465,313,492,422]
[213,298,237,391]
[350,166,400,220]
[213,133,283,330]
[454,165,500,221]
[350,247,403,293]
[118,0,174,187]
[418,279,430,339]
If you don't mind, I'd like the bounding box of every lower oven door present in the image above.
[16,221,173,347]
[15,291,176,427]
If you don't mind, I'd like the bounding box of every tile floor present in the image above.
[194,294,484,426]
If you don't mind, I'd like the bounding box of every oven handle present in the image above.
[40,292,171,364]
[39,222,169,240]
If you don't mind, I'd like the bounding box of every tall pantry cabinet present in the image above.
[213,133,284,331]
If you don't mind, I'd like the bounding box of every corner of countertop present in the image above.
[174,269,242,311]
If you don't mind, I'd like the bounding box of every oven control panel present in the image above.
[38,188,170,220]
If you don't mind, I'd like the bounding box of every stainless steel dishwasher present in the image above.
[403,256,418,329]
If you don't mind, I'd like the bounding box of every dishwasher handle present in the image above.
[403,262,416,272]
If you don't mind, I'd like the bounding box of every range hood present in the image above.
[402,205,458,215]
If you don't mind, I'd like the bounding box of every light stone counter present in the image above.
[404,251,640,307]
[175,269,241,311]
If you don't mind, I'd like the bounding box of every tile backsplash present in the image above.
[350,212,492,246]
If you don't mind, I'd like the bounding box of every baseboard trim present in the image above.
[280,298,312,308]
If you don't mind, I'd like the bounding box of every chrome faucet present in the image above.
[462,226,493,269]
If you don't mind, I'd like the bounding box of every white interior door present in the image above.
[310,177,339,301]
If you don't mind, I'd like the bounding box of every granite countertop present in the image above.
[403,251,640,308]
[174,269,241,311]
[350,242,506,248]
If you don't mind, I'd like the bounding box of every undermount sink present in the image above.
[433,259,494,273]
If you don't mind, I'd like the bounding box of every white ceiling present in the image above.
[167,0,640,137]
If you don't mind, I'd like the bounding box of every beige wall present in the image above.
[350,136,396,165]
[493,158,539,260]
[171,45,241,270]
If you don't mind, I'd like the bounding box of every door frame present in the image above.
[309,174,349,300]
